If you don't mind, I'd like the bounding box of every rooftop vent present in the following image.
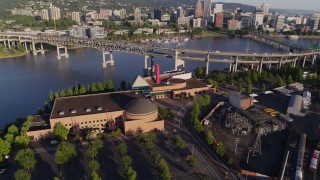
[85,108,91,112]
[58,111,65,115]
[70,109,76,114]
[97,106,102,111]
[135,92,138,95]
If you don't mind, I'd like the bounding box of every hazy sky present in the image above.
[215,0,320,11]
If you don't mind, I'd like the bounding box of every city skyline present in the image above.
[214,0,320,11]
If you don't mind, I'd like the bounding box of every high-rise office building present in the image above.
[41,9,49,20]
[213,3,223,14]
[261,3,270,15]
[177,7,184,18]
[253,7,264,28]
[154,9,162,21]
[203,0,211,19]
[71,12,81,24]
[194,0,203,18]
[48,4,61,20]
[134,7,142,22]
[214,12,224,28]
[309,14,320,30]
[274,15,285,30]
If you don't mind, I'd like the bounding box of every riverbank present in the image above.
[0,51,29,59]
[193,31,227,38]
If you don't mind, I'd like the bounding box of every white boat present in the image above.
[288,35,299,39]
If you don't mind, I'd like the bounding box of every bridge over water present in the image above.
[1,32,319,75]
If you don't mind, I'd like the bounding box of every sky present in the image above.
[214,0,320,11]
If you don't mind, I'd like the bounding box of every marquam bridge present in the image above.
[1,32,320,76]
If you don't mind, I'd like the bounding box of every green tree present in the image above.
[117,142,128,157]
[261,83,266,91]
[88,160,100,172]
[15,148,36,171]
[158,108,170,118]
[277,75,284,87]
[194,120,204,133]
[91,171,102,180]
[14,134,30,147]
[67,86,73,96]
[120,80,127,90]
[49,90,55,105]
[251,71,259,83]
[21,117,32,133]
[91,83,99,93]
[126,166,137,180]
[44,101,50,113]
[0,138,11,162]
[206,130,214,145]
[216,142,225,157]
[190,102,200,122]
[187,156,197,167]
[5,133,14,143]
[74,86,79,95]
[54,123,69,140]
[87,145,99,159]
[106,79,115,91]
[8,124,19,135]
[54,141,77,165]
[145,141,155,151]
[194,67,206,79]
[208,79,218,89]
[79,84,87,94]
[59,89,67,97]
[151,151,161,162]
[97,82,104,92]
[146,131,157,142]
[172,135,185,149]
[287,74,293,84]
[14,169,31,180]
[122,155,132,170]
[246,81,253,93]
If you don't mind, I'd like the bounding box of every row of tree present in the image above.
[116,141,137,180]
[48,80,115,106]
[87,139,104,180]
[136,131,171,180]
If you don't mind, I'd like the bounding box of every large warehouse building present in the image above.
[26,91,164,140]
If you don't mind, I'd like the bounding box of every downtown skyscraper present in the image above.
[203,0,212,19]
[194,0,203,18]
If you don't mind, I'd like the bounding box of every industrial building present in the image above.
[229,93,254,110]
[287,95,303,116]
[26,91,164,140]
[274,82,304,96]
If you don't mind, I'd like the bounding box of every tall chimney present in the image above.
[155,64,160,84]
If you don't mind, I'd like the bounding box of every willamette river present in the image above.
[0,36,313,128]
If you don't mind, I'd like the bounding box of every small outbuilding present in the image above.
[229,93,254,110]
[287,95,303,116]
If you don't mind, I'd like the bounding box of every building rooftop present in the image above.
[51,91,145,119]
[29,115,51,132]
[124,99,157,115]
[288,95,302,108]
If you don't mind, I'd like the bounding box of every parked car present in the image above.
[0,165,9,174]
[50,140,59,145]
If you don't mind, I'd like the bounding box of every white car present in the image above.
[50,140,59,145]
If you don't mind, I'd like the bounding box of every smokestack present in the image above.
[155,64,160,84]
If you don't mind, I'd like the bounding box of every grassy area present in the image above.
[194,31,227,38]
[0,48,27,59]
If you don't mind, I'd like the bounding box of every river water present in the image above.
[0,36,312,128]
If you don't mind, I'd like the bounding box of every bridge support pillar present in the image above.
[279,44,283,50]
[293,58,297,68]
[278,58,283,69]
[234,56,239,72]
[32,41,37,56]
[24,42,28,51]
[229,63,233,72]
[312,55,316,65]
[143,55,149,77]
[57,46,69,60]
[40,43,44,55]
[7,40,11,49]
[205,54,210,76]
[302,55,306,68]
[174,50,184,70]
[102,51,114,68]
[259,58,264,74]
[3,40,6,48]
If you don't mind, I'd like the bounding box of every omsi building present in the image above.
[26,91,164,140]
